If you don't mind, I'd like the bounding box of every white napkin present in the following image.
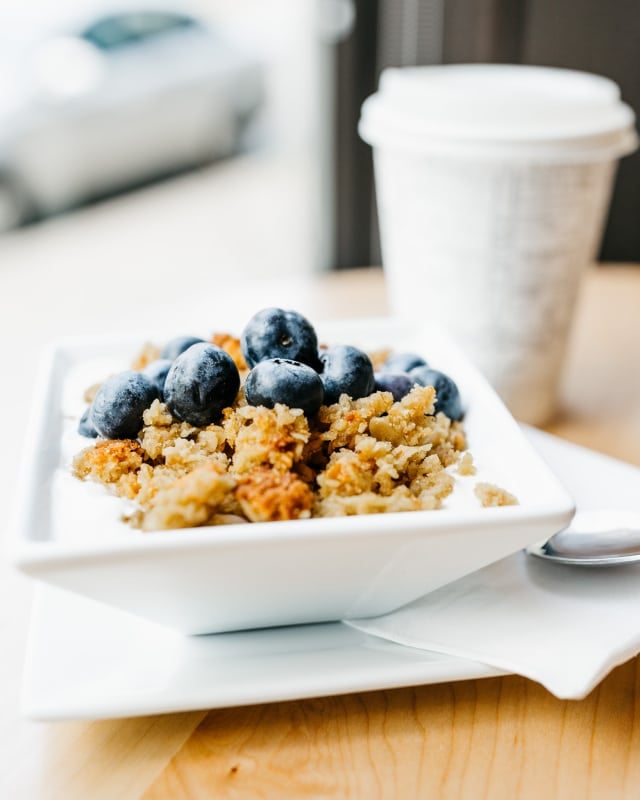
[347,427,640,699]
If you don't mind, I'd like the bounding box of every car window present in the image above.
[82,12,198,50]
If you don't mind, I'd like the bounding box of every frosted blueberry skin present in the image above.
[164,343,240,427]
[78,406,98,438]
[409,366,464,421]
[91,371,160,439]
[319,345,375,405]
[244,358,324,417]
[241,308,320,369]
[374,372,414,402]
[382,352,428,373]
[142,358,173,397]
[161,335,205,361]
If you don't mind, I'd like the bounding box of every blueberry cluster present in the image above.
[241,308,375,417]
[79,335,239,439]
[78,308,464,440]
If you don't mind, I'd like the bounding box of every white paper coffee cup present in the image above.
[360,65,637,425]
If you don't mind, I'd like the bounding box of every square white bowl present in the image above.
[11,317,574,634]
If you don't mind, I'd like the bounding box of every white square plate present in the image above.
[23,429,608,722]
[11,318,574,634]
[23,586,504,721]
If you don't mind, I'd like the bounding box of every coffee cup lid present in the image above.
[360,65,638,161]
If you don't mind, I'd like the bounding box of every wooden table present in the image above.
[2,264,640,799]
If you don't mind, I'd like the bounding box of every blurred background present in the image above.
[0,0,637,279]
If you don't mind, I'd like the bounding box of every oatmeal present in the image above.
[71,309,518,531]
[73,382,468,530]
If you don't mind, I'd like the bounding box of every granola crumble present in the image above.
[474,482,519,507]
[72,334,517,531]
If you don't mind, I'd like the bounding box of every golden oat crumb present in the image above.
[368,386,436,447]
[143,399,174,427]
[474,482,518,507]
[318,391,395,452]
[139,401,212,461]
[235,467,314,522]
[316,486,422,517]
[73,439,145,485]
[141,462,236,531]
[229,404,310,475]
[458,451,476,476]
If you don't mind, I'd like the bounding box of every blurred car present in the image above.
[0,3,264,231]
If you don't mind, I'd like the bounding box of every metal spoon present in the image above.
[527,510,640,566]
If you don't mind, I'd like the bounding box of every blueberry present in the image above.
[142,358,173,397]
[164,343,240,426]
[161,335,205,361]
[244,358,324,417]
[91,371,160,439]
[409,366,463,420]
[78,406,98,438]
[383,352,428,373]
[374,372,414,402]
[319,345,375,405]
[241,308,319,369]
